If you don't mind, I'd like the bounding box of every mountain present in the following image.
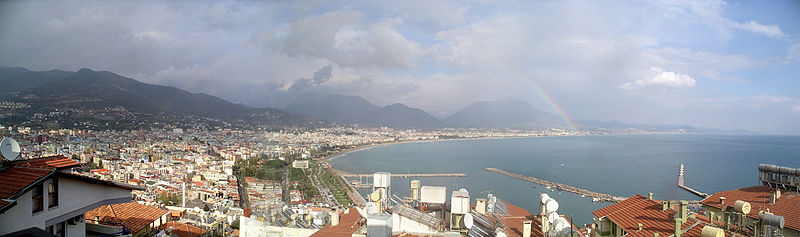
[360,103,445,128]
[0,67,324,130]
[284,95,379,124]
[444,98,567,128]
[284,94,444,128]
[0,67,74,96]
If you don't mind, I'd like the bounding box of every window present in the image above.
[32,184,43,213]
[48,179,58,208]
[45,222,65,237]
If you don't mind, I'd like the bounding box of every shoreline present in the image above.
[319,135,536,168]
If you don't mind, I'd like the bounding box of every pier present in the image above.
[485,168,627,202]
[678,164,708,197]
[338,173,467,178]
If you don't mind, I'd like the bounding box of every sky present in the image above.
[0,0,799,134]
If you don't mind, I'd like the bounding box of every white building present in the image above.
[0,155,143,236]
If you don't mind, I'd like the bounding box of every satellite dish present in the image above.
[464,213,474,229]
[540,193,551,204]
[545,198,559,213]
[0,137,21,161]
[496,228,507,237]
[554,217,569,232]
[355,206,368,219]
[365,202,378,215]
[548,212,559,224]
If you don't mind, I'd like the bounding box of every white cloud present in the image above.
[733,21,785,39]
[282,11,423,68]
[620,67,695,90]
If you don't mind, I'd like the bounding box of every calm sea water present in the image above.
[330,134,800,225]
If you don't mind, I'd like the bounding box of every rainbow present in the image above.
[492,63,579,131]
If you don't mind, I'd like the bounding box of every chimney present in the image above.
[476,198,487,215]
[638,223,643,232]
[523,220,532,237]
[662,201,670,211]
[679,201,688,220]
[719,197,726,205]
[649,193,654,200]
[674,217,684,237]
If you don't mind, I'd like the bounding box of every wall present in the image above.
[0,177,133,235]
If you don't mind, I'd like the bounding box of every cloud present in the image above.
[644,47,758,82]
[786,44,800,61]
[282,11,423,68]
[620,67,696,90]
[733,21,786,39]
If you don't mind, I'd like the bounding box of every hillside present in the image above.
[0,67,324,130]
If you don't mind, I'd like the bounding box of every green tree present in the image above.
[203,203,210,212]
[231,219,240,230]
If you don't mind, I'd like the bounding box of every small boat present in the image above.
[592,197,600,202]
[560,163,565,167]
[581,194,586,198]
[546,186,552,190]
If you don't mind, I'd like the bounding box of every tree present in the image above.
[231,219,240,230]
[203,203,210,212]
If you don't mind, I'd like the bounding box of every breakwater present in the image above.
[485,168,626,202]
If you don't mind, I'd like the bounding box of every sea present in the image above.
[329,134,800,225]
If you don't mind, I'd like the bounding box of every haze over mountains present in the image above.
[0,67,750,133]
[0,67,324,129]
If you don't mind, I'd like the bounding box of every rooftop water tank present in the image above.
[373,172,391,188]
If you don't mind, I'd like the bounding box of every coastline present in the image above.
[320,135,535,167]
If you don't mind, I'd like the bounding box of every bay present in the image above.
[330,134,800,225]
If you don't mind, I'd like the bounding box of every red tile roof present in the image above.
[594,194,727,237]
[162,221,207,237]
[0,155,79,210]
[85,202,169,233]
[701,186,800,231]
[310,208,361,237]
[496,201,581,237]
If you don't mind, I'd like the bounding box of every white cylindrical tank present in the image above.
[733,200,751,214]
[700,226,725,237]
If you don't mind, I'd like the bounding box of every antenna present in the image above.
[0,137,21,161]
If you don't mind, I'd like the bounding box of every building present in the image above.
[292,160,310,169]
[84,202,170,237]
[593,194,727,237]
[0,155,143,236]
[701,186,799,237]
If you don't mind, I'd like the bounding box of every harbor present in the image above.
[485,167,627,202]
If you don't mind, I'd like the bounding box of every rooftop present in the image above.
[700,185,800,231]
[85,202,169,233]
